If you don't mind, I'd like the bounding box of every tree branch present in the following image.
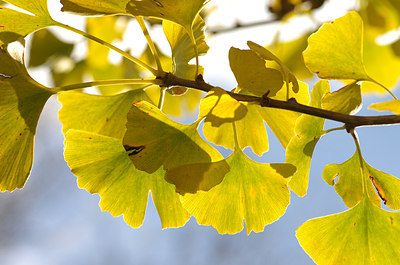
[160,73,400,128]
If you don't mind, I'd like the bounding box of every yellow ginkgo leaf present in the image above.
[181,149,296,235]
[369,100,400,114]
[0,41,53,191]
[303,11,370,81]
[297,197,400,265]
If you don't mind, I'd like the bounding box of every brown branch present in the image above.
[160,73,400,128]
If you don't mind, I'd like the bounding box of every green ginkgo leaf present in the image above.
[322,152,381,208]
[64,130,190,228]
[322,82,362,115]
[0,41,53,191]
[0,0,55,44]
[303,11,370,81]
[369,100,400,114]
[59,91,190,228]
[229,47,283,97]
[297,197,400,265]
[181,149,296,234]
[286,80,330,197]
[200,87,269,156]
[61,0,207,31]
[123,100,229,193]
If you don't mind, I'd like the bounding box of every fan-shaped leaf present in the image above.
[303,11,370,81]
[0,41,53,191]
[181,149,296,234]
[229,47,283,97]
[59,91,190,228]
[123,101,229,193]
[297,197,400,265]
[322,82,362,115]
[200,87,268,156]
[64,130,190,228]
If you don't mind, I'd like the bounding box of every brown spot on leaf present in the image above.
[353,222,356,226]
[390,216,394,225]
[370,176,387,205]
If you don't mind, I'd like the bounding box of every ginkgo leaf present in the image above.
[303,11,370,81]
[0,41,53,191]
[361,29,400,94]
[64,130,190,228]
[257,80,310,148]
[297,197,400,265]
[229,47,283,97]
[58,90,154,138]
[322,82,362,115]
[0,0,55,44]
[4,0,51,16]
[322,152,381,208]
[369,99,400,114]
[181,149,296,235]
[123,101,229,193]
[200,87,269,156]
[286,80,329,197]
[247,41,299,93]
[59,91,190,228]
[163,15,209,76]
[61,0,207,31]
[268,33,313,80]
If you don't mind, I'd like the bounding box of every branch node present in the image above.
[345,123,355,133]
[260,91,271,107]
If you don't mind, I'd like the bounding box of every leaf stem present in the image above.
[136,16,163,74]
[369,78,398,100]
[55,78,162,92]
[55,22,159,76]
[322,125,347,135]
[350,129,368,196]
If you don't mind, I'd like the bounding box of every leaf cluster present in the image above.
[1,0,400,264]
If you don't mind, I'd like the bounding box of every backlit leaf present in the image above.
[322,152,381,208]
[0,41,53,191]
[369,99,400,114]
[163,15,209,78]
[268,33,313,80]
[123,101,229,193]
[60,92,189,228]
[229,47,283,97]
[361,29,400,94]
[247,41,299,93]
[200,87,269,156]
[322,82,362,115]
[286,80,329,197]
[297,197,400,265]
[0,0,55,44]
[61,0,207,30]
[64,130,190,228]
[181,149,296,234]
[303,11,370,81]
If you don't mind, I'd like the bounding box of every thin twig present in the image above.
[160,72,400,128]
